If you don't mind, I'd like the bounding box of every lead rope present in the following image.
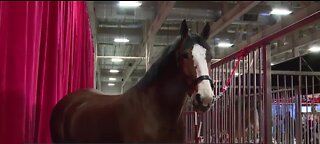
[212,49,246,102]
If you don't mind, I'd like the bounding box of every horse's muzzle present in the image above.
[192,94,213,112]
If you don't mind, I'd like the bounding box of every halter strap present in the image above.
[192,75,214,90]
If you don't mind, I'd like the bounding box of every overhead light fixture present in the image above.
[309,46,320,52]
[111,58,123,62]
[217,42,233,48]
[108,83,115,86]
[114,37,129,43]
[109,77,117,81]
[271,63,275,66]
[110,69,119,73]
[235,72,239,76]
[259,12,270,16]
[118,1,142,8]
[270,8,292,15]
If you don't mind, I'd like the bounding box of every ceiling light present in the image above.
[111,58,123,62]
[235,72,239,76]
[270,8,292,15]
[309,46,320,52]
[108,83,115,86]
[110,69,119,73]
[217,42,233,48]
[259,12,270,16]
[109,77,117,81]
[118,1,142,8]
[114,37,129,43]
[271,63,275,66]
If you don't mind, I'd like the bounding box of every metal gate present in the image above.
[271,66,320,144]
[208,45,269,143]
[184,11,320,144]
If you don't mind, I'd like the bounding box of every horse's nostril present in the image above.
[195,93,202,104]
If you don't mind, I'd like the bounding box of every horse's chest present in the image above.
[142,118,184,142]
[143,119,160,139]
[122,114,163,141]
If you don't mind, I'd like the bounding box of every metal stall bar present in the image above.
[276,74,280,143]
[253,49,257,144]
[231,59,235,143]
[296,57,303,144]
[242,52,246,143]
[306,75,309,144]
[311,76,315,144]
[213,67,217,143]
[283,75,289,144]
[237,56,242,143]
[263,44,272,144]
[215,66,219,143]
[222,63,226,143]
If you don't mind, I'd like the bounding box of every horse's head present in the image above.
[175,20,214,112]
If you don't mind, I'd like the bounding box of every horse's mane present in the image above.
[134,36,182,88]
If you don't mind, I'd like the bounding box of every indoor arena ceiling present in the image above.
[87,1,320,91]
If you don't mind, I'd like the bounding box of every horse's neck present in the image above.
[156,73,188,121]
[129,61,188,124]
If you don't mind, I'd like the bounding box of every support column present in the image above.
[292,34,299,57]
[87,1,99,89]
[263,44,272,144]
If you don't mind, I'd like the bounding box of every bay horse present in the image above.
[50,20,216,143]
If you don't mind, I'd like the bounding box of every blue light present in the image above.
[259,13,270,16]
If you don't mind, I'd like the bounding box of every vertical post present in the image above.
[214,67,218,143]
[263,44,272,143]
[121,84,124,94]
[238,57,241,142]
[194,112,199,144]
[295,56,302,144]
[291,34,299,57]
[145,41,148,72]
[231,60,235,143]
[253,49,257,144]
[86,1,99,89]
[97,69,102,90]
[242,53,246,142]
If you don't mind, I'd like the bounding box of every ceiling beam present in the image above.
[174,1,270,14]
[148,2,176,38]
[97,27,180,37]
[208,1,260,40]
[218,3,320,58]
[121,1,176,92]
[97,27,143,35]
[272,30,320,57]
[223,3,320,58]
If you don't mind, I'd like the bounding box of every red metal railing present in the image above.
[184,10,320,144]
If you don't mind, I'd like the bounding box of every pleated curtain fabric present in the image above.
[0,1,94,143]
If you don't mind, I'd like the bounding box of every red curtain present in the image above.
[0,1,94,143]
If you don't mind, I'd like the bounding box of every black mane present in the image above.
[134,33,212,89]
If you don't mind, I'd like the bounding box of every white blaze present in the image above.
[192,44,214,106]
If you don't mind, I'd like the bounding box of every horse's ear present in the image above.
[201,22,210,41]
[180,19,188,38]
